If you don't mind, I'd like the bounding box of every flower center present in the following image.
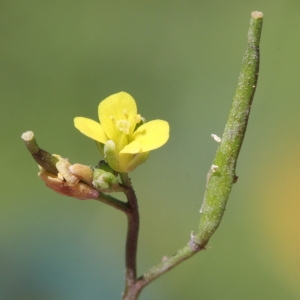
[116,119,130,135]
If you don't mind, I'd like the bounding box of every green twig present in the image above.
[195,10,263,247]
[122,11,263,299]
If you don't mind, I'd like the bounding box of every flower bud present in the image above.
[69,164,94,185]
[92,161,119,192]
[38,155,99,200]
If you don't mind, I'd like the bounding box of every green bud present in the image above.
[92,163,119,192]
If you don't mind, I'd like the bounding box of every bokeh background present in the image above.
[1,1,300,299]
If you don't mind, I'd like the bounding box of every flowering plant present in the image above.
[22,11,263,300]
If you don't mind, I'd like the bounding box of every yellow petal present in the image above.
[98,92,137,140]
[120,140,142,154]
[121,120,169,154]
[74,117,108,143]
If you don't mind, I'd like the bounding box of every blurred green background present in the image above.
[2,1,300,299]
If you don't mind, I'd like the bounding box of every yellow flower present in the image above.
[74,92,169,173]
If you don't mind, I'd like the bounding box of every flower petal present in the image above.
[74,117,108,143]
[121,120,169,153]
[98,92,137,140]
[120,140,142,154]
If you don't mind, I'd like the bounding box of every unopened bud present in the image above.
[92,163,119,192]
[38,155,99,200]
[69,164,94,185]
[39,167,99,200]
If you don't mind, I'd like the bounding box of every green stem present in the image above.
[195,10,263,247]
[95,192,130,213]
[122,11,263,299]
